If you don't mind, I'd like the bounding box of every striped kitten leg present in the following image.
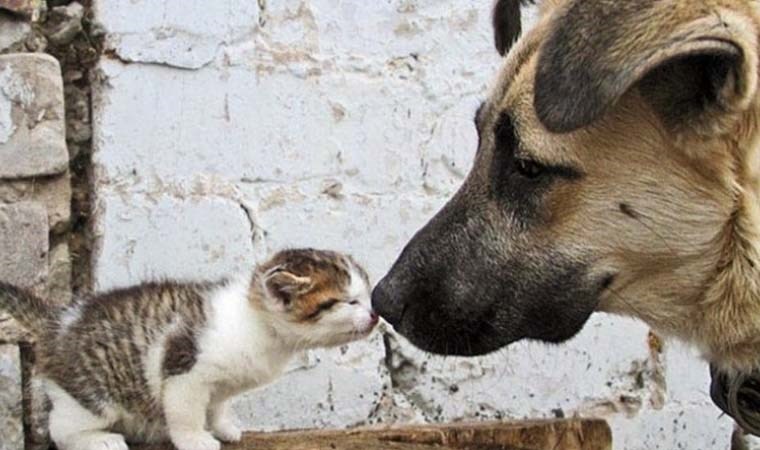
[164,374,220,450]
[208,397,242,443]
[47,382,127,450]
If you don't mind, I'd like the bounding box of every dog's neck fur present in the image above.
[697,111,760,372]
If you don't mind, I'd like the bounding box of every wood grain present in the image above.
[135,419,611,450]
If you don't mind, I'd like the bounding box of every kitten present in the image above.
[0,248,378,450]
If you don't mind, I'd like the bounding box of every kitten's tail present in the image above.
[0,282,56,334]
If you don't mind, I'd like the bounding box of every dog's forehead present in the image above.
[485,24,586,168]
[483,0,682,171]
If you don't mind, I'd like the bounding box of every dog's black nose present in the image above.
[371,277,405,328]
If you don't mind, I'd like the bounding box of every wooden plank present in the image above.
[136,419,611,450]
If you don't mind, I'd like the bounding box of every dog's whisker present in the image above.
[608,286,647,319]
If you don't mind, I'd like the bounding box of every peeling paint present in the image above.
[0,87,14,144]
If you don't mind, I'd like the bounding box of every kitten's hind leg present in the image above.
[208,399,242,443]
[47,383,127,450]
[164,374,220,450]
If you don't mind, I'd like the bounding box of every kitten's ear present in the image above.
[263,268,312,309]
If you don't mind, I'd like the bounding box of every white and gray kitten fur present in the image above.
[0,248,377,450]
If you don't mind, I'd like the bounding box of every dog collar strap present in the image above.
[710,364,760,436]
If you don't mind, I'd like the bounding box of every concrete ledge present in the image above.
[136,419,612,450]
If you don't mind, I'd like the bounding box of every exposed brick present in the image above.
[43,2,83,46]
[0,53,67,179]
[0,316,32,344]
[0,344,23,450]
[0,0,42,19]
[0,12,31,53]
[0,202,48,290]
[0,173,71,234]
[47,240,71,305]
[21,344,49,450]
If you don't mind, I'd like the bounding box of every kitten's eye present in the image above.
[515,158,543,179]
[304,298,340,320]
[348,300,360,306]
[323,299,340,309]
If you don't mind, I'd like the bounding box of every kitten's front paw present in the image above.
[171,432,221,450]
[66,432,128,450]
[92,435,129,450]
[211,420,242,443]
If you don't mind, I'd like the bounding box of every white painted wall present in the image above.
[90,1,735,448]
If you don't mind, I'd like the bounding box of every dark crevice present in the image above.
[42,0,104,296]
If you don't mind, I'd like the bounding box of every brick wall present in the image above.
[0,2,73,449]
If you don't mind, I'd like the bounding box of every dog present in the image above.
[372,0,760,430]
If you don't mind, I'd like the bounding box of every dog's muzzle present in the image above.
[371,275,409,328]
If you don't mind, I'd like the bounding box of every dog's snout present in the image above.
[371,277,406,327]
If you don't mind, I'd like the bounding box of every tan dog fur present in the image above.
[493,0,760,371]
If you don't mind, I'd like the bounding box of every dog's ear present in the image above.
[493,0,535,56]
[534,1,759,134]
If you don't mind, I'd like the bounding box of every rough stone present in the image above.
[0,315,32,343]
[0,12,31,53]
[22,28,46,52]
[43,2,84,46]
[0,53,68,179]
[0,344,23,450]
[48,240,71,305]
[0,202,48,290]
[0,172,71,233]
[63,83,90,145]
[0,0,43,20]
[21,345,49,450]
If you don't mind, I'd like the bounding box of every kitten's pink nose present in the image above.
[370,311,380,325]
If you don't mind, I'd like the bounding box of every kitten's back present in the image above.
[42,280,221,418]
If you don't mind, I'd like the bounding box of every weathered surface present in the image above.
[92,194,256,291]
[90,1,736,448]
[0,53,67,179]
[47,240,71,305]
[20,344,49,450]
[43,2,83,46]
[234,333,386,431]
[0,0,42,19]
[0,344,23,450]
[0,172,71,233]
[0,12,31,53]
[0,202,48,289]
[135,419,612,450]
[0,7,70,450]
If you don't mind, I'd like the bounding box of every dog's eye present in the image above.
[515,159,544,179]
